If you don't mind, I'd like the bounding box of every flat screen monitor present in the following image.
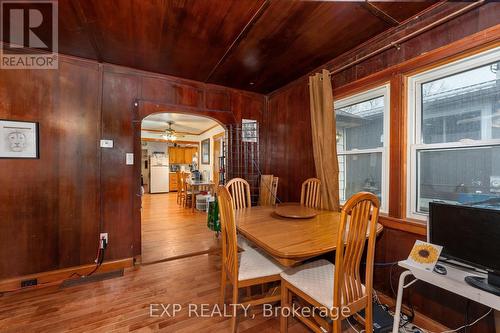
[429,202,500,274]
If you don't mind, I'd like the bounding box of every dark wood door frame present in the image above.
[132,99,232,259]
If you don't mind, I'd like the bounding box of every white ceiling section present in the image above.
[141,113,220,134]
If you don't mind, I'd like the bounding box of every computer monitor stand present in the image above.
[465,272,500,296]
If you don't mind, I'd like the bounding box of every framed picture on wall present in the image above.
[0,120,39,159]
[201,138,210,165]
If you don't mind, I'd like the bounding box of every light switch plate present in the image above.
[126,153,134,165]
[100,139,113,148]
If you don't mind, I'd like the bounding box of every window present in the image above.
[407,47,500,220]
[334,85,390,211]
[242,119,258,143]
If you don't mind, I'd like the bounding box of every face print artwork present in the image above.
[0,120,38,158]
[7,131,27,152]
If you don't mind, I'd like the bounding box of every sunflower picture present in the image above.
[407,240,443,270]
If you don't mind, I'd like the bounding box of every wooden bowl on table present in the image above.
[274,203,319,219]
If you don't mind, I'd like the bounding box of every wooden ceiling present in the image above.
[56,0,439,93]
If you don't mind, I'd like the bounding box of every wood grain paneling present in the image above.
[262,7,500,332]
[0,58,101,279]
[205,90,231,112]
[140,76,204,108]
[331,2,500,90]
[100,71,139,260]
[0,54,265,281]
[66,0,267,81]
[51,0,443,93]
[262,80,314,203]
[263,3,500,332]
[210,1,396,92]
[388,74,406,219]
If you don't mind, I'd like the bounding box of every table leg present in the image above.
[495,310,500,333]
[392,270,415,333]
[193,189,196,213]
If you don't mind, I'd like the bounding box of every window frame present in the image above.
[406,46,500,221]
[334,84,390,212]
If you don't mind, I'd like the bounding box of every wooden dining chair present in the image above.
[300,177,321,209]
[259,175,279,206]
[176,171,184,205]
[225,178,252,210]
[181,173,194,208]
[280,192,380,333]
[218,186,284,333]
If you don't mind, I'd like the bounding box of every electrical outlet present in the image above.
[100,139,113,148]
[100,233,108,249]
[126,153,134,165]
[21,278,38,288]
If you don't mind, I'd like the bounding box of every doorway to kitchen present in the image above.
[140,112,225,264]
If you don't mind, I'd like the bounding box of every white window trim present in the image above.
[334,84,390,212]
[406,46,500,221]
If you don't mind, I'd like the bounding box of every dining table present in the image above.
[186,179,215,212]
[235,203,383,267]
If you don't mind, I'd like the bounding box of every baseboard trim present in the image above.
[377,292,449,332]
[0,258,134,294]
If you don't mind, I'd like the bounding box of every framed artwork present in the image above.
[0,120,39,159]
[201,138,210,165]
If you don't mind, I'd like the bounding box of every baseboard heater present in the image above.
[60,269,124,288]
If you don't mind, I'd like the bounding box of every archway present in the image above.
[135,101,227,264]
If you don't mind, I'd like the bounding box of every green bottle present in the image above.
[207,196,221,233]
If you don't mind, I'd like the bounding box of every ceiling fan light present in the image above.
[162,132,176,141]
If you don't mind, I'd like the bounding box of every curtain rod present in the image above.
[326,1,485,77]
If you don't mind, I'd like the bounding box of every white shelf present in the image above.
[399,260,500,310]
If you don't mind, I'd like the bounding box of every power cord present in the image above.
[424,308,492,333]
[70,236,108,278]
[464,300,470,333]
[390,262,398,297]
[347,316,365,333]
[251,159,282,204]
[1,237,108,296]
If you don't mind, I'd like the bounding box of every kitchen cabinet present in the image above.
[168,147,179,164]
[169,147,198,164]
[169,173,178,191]
[184,147,196,164]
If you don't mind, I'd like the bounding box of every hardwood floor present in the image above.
[0,254,318,332]
[0,194,359,332]
[141,193,220,264]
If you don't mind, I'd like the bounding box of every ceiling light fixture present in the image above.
[162,121,177,141]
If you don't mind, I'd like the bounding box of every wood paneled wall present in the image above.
[0,57,265,280]
[0,59,101,279]
[0,3,498,331]
[261,82,315,203]
[263,4,500,332]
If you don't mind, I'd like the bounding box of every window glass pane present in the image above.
[336,96,384,151]
[338,152,382,203]
[421,62,500,144]
[242,119,257,143]
[417,146,500,213]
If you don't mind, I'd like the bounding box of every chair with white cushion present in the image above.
[218,186,284,333]
[280,192,380,333]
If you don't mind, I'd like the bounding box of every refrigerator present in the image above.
[149,154,169,193]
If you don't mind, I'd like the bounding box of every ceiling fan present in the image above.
[162,121,184,141]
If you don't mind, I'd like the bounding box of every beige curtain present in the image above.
[309,69,340,211]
